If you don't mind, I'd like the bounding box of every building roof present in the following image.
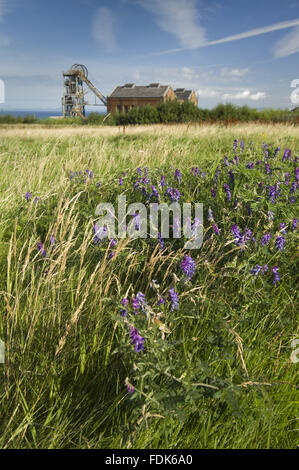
[108,84,170,99]
[174,88,193,101]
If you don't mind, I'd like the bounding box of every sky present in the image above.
[0,0,298,111]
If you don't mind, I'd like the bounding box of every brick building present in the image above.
[174,88,198,106]
[106,83,197,113]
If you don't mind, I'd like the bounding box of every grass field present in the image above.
[0,123,298,449]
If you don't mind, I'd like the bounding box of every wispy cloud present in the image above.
[150,18,299,55]
[137,0,206,48]
[273,25,299,57]
[222,90,267,101]
[91,7,117,52]
[197,88,220,98]
[220,67,250,80]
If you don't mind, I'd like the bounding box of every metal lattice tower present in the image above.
[62,64,107,117]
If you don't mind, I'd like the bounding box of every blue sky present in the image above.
[0,0,298,111]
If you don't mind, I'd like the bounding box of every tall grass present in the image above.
[0,124,298,448]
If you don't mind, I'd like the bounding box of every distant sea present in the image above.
[0,109,106,119]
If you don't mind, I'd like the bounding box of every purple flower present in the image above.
[180,255,196,280]
[108,251,116,260]
[280,223,287,235]
[132,212,141,231]
[37,242,46,257]
[33,197,39,204]
[109,239,117,247]
[275,236,286,252]
[174,169,182,183]
[212,224,220,235]
[50,234,55,247]
[158,297,165,306]
[126,383,134,394]
[292,218,298,230]
[231,225,253,247]
[137,167,142,176]
[129,327,145,353]
[272,266,280,285]
[132,297,140,314]
[273,147,280,158]
[214,167,220,183]
[290,182,297,194]
[235,154,239,165]
[136,291,146,307]
[168,287,179,312]
[119,176,123,186]
[250,264,268,276]
[211,188,216,198]
[261,232,271,247]
[265,163,270,174]
[160,175,166,187]
[149,185,159,200]
[223,184,231,201]
[120,297,128,316]
[228,170,234,185]
[246,162,254,169]
[224,155,229,167]
[25,192,32,201]
[93,223,107,244]
[284,173,290,185]
[268,185,276,203]
[158,232,165,249]
[165,187,180,202]
[282,148,291,162]
[233,139,238,154]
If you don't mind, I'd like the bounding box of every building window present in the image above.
[124,105,129,113]
[117,105,122,112]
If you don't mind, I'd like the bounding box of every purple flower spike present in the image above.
[129,327,145,353]
[224,184,231,201]
[292,218,298,230]
[261,232,271,247]
[180,255,196,280]
[126,383,134,394]
[213,224,220,235]
[158,232,165,250]
[174,169,182,183]
[25,192,32,201]
[272,266,280,285]
[275,236,286,252]
[168,287,179,312]
[37,242,46,257]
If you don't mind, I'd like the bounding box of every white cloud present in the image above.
[197,88,220,98]
[222,90,266,101]
[151,18,299,55]
[220,67,250,79]
[91,7,117,52]
[273,25,299,58]
[137,0,206,48]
